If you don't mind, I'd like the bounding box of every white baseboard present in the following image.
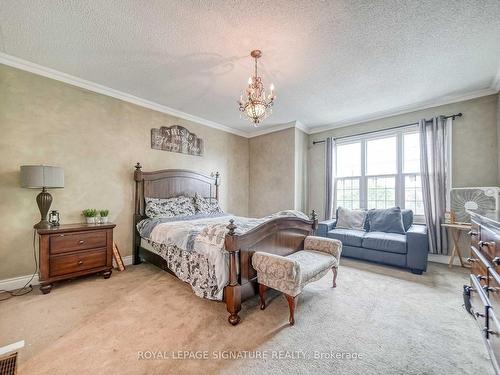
[0,274,40,291]
[0,255,134,292]
[428,254,465,266]
[122,255,133,266]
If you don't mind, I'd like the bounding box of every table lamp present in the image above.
[20,165,64,229]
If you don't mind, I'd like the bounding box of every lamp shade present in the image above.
[20,165,64,189]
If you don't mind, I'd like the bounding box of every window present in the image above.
[334,128,425,221]
[336,178,360,209]
[335,143,361,209]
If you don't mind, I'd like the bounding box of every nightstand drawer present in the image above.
[50,248,107,277]
[50,231,107,254]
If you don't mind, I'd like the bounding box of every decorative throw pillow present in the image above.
[335,207,367,230]
[193,192,223,214]
[366,207,405,234]
[144,196,195,218]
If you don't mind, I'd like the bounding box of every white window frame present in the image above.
[333,125,426,223]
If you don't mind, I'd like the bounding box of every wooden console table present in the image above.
[441,223,471,268]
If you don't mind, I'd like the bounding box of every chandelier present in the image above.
[238,50,275,126]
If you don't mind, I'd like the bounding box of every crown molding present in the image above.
[247,121,296,138]
[308,87,498,134]
[294,120,310,134]
[2,52,498,139]
[247,120,311,138]
[0,52,250,138]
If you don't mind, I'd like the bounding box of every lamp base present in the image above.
[34,188,52,230]
[34,220,52,230]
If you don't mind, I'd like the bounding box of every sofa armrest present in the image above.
[252,252,300,281]
[304,236,342,262]
[406,225,429,272]
[316,219,337,237]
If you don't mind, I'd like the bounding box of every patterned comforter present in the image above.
[137,210,309,300]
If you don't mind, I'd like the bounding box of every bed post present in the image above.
[224,219,241,325]
[311,210,318,234]
[214,171,220,201]
[133,162,143,265]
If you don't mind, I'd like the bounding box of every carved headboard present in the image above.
[133,163,220,218]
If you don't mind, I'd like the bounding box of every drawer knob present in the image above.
[476,275,487,281]
[77,260,83,265]
[79,240,85,244]
[468,231,478,236]
[493,257,500,266]
[479,241,494,248]
[466,258,477,263]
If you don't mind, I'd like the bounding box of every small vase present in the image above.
[100,216,108,224]
[86,217,95,224]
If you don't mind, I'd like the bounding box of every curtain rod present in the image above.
[312,112,462,145]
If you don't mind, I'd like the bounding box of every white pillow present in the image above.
[336,207,367,231]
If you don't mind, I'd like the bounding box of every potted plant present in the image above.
[82,209,97,224]
[99,209,109,224]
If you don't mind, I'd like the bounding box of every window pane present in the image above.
[366,137,396,175]
[366,176,395,209]
[336,143,361,177]
[403,133,420,173]
[335,177,360,209]
[404,175,424,215]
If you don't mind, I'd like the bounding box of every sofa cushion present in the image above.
[366,207,405,234]
[401,209,414,231]
[362,232,407,254]
[336,207,367,230]
[327,228,366,247]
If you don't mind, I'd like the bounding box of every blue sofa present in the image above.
[317,209,429,274]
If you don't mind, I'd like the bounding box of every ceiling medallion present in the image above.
[237,50,275,126]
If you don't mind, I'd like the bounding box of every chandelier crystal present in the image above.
[238,50,275,126]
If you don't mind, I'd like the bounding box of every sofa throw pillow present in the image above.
[335,207,367,230]
[193,192,223,215]
[145,196,195,219]
[367,207,405,234]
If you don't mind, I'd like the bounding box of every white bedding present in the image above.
[139,210,309,300]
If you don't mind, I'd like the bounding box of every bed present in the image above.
[133,163,318,325]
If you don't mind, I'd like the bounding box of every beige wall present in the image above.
[1,62,498,279]
[498,93,500,185]
[309,94,500,219]
[0,64,249,280]
[248,128,295,217]
[294,128,308,213]
[248,126,310,218]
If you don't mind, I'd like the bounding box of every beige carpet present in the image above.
[0,259,493,375]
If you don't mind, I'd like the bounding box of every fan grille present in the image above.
[450,188,497,223]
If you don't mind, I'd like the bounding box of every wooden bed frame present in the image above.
[133,163,318,325]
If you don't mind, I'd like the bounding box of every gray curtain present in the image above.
[324,137,335,220]
[419,117,449,254]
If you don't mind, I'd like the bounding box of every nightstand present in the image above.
[37,223,116,294]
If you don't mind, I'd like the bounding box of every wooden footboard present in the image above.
[224,211,318,325]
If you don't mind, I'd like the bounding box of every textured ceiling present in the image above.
[1,0,500,134]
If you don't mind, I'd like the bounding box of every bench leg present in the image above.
[259,284,267,310]
[284,294,297,325]
[332,266,338,288]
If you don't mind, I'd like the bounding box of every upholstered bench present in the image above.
[252,236,342,325]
